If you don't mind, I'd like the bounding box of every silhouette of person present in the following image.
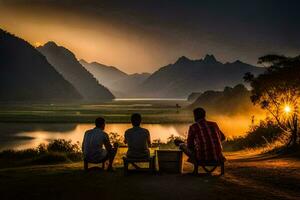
[124,113,151,158]
[82,117,118,171]
[175,107,226,173]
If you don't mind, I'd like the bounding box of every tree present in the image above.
[244,55,300,147]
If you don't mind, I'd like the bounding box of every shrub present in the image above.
[0,139,82,166]
[223,119,283,151]
[47,139,80,153]
[31,152,69,164]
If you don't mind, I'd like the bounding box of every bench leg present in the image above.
[221,162,225,175]
[101,161,105,170]
[193,163,198,175]
[150,157,156,173]
[84,160,88,171]
[123,159,128,176]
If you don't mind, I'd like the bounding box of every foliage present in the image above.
[224,119,283,151]
[244,55,300,146]
[189,84,258,115]
[47,139,80,153]
[109,132,125,146]
[0,139,82,165]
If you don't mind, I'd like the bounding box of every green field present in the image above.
[0,100,192,123]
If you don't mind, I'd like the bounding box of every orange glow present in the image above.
[284,105,292,114]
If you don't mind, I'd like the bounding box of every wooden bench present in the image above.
[193,161,224,175]
[123,156,156,175]
[84,158,106,171]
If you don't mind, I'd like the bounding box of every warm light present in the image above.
[33,42,42,47]
[284,105,291,113]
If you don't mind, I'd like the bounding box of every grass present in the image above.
[0,101,192,123]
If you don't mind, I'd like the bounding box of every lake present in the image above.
[0,114,256,151]
[0,123,190,151]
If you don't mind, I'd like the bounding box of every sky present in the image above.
[0,0,299,73]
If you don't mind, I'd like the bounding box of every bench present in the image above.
[193,161,224,175]
[84,158,106,171]
[123,156,156,175]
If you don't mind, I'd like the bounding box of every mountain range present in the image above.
[37,42,114,102]
[0,28,266,102]
[0,29,82,102]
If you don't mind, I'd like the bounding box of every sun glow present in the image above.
[284,105,292,114]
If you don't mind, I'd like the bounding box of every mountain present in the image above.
[80,60,150,97]
[188,84,258,115]
[79,59,127,89]
[138,55,265,98]
[0,29,82,102]
[187,92,202,102]
[38,42,114,102]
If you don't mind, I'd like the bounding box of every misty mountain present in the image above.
[80,60,150,97]
[138,55,265,98]
[0,29,82,102]
[38,42,114,101]
[79,60,127,88]
[188,84,257,115]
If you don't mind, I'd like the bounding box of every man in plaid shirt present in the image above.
[175,107,226,169]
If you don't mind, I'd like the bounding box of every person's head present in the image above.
[95,117,105,130]
[131,113,142,127]
[193,107,206,122]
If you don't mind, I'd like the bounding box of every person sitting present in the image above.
[82,117,118,171]
[124,113,151,158]
[175,107,226,172]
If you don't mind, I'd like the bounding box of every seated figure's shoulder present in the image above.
[85,129,93,134]
[125,127,133,134]
[190,123,199,130]
[206,121,217,126]
[142,127,150,134]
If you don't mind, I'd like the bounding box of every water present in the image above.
[0,113,258,151]
[0,123,190,151]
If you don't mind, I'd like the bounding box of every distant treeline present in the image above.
[188,84,261,115]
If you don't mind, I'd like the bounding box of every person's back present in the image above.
[188,119,225,162]
[82,127,108,162]
[125,126,150,158]
[124,113,151,158]
[175,107,225,166]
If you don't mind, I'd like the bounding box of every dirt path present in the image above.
[0,154,300,200]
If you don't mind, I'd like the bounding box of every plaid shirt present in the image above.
[187,119,225,162]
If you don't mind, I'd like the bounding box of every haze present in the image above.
[0,0,299,73]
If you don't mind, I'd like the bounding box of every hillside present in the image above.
[38,42,114,102]
[188,84,258,115]
[0,29,82,102]
[80,60,150,96]
[138,55,265,98]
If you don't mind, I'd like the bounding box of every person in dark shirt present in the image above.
[124,113,151,158]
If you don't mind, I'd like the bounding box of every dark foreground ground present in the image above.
[0,153,300,200]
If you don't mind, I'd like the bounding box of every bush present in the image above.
[223,119,283,151]
[31,152,69,164]
[0,139,82,166]
[47,139,80,153]
[0,149,39,160]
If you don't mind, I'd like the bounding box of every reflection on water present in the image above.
[0,114,263,151]
[0,123,189,150]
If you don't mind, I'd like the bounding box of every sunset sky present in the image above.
[0,0,299,73]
